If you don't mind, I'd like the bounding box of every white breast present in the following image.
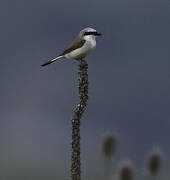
[65,37,96,60]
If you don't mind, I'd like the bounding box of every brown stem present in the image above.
[70,59,89,180]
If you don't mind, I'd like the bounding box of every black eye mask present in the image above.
[84,31,102,36]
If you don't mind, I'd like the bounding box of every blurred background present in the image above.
[0,0,170,179]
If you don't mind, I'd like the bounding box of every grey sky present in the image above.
[0,0,170,179]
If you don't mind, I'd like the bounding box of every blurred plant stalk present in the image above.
[102,132,117,180]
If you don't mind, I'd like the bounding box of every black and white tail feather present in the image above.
[41,55,63,67]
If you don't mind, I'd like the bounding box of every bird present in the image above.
[41,27,101,67]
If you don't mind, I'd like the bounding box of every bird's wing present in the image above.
[60,38,86,55]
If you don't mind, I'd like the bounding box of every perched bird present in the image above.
[41,27,101,66]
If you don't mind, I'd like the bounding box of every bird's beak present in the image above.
[96,32,102,36]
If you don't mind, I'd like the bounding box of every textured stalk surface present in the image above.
[70,60,88,180]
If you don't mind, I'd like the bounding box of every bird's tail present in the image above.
[41,55,63,67]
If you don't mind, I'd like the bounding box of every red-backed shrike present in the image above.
[41,27,101,67]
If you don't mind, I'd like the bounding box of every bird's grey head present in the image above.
[78,27,102,39]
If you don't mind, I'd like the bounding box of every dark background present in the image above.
[0,0,170,179]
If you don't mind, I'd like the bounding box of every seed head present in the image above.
[117,160,134,180]
[147,146,163,176]
[102,132,117,159]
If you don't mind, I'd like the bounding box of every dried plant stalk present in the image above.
[70,59,88,180]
